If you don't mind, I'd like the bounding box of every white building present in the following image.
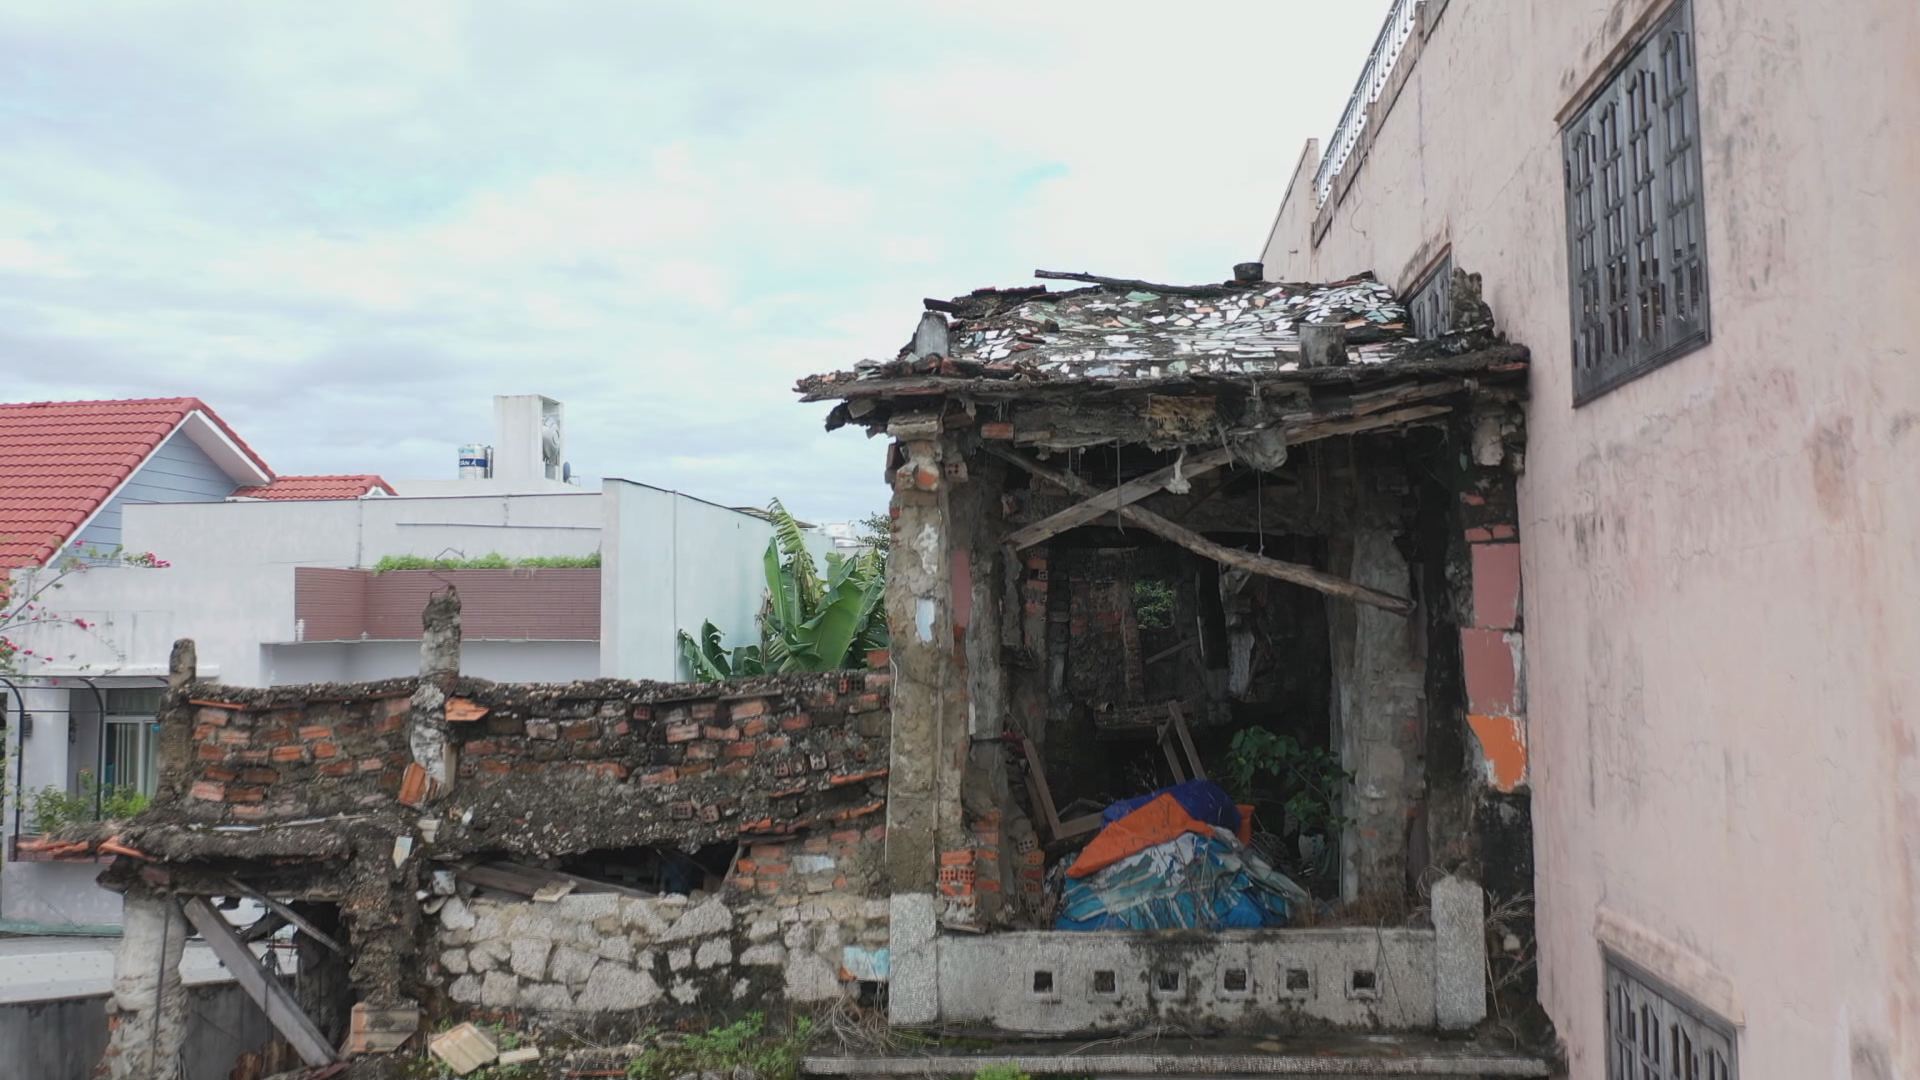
[1,396,775,926]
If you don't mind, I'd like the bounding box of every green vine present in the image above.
[1222,727,1352,837]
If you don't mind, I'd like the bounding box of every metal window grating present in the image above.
[1605,957,1737,1080]
[1562,0,1710,403]
[1408,254,1453,339]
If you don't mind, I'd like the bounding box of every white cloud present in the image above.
[0,0,1393,522]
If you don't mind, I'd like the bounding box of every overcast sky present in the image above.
[0,1,1390,524]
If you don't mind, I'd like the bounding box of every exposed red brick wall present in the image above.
[170,671,891,876]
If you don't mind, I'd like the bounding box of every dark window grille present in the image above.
[1408,254,1453,339]
[1605,957,1737,1080]
[1562,0,1709,403]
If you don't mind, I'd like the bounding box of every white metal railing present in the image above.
[1312,0,1423,207]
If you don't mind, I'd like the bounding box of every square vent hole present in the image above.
[1284,967,1312,994]
[1092,970,1117,995]
[1031,970,1055,996]
[1221,967,1249,995]
[1348,969,1379,1000]
[1152,968,1182,997]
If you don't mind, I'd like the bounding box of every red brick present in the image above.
[318,761,354,777]
[195,707,230,727]
[703,724,740,741]
[664,723,700,743]
[1463,524,1518,543]
[690,701,719,721]
[201,766,237,782]
[716,761,750,777]
[237,749,269,763]
[831,829,862,845]
[383,696,410,719]
[1460,628,1521,715]
[686,742,718,760]
[465,739,499,756]
[1470,542,1522,630]
[311,741,339,759]
[864,825,886,842]
[217,729,251,747]
[578,762,628,781]
[730,698,767,720]
[940,849,975,866]
[630,704,653,721]
[561,720,597,741]
[764,736,790,753]
[741,717,770,738]
[476,759,511,776]
[980,420,1014,440]
[779,713,812,733]
[865,673,892,691]
[829,768,889,786]
[297,724,332,742]
[227,786,264,803]
[189,780,226,802]
[270,745,306,763]
[377,712,406,734]
[396,763,431,808]
[196,743,226,762]
[611,720,631,736]
[230,803,270,821]
[723,741,757,759]
[679,762,713,778]
[639,767,679,786]
[358,757,384,773]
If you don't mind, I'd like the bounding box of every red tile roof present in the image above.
[0,397,274,569]
[231,475,395,500]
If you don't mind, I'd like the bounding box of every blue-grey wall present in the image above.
[0,982,279,1080]
[67,430,239,555]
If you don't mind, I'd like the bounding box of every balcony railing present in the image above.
[1313,0,1423,207]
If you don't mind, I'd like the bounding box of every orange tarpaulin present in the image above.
[1066,793,1213,879]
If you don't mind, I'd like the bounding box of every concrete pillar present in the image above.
[408,590,460,794]
[93,887,189,1080]
[1431,874,1488,1030]
[1330,528,1424,904]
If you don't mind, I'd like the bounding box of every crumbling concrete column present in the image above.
[151,639,197,808]
[1431,874,1488,1029]
[408,589,461,796]
[1329,528,1425,904]
[93,887,189,1080]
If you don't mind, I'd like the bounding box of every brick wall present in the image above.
[174,672,891,856]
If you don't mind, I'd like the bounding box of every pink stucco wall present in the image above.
[1262,0,1920,1076]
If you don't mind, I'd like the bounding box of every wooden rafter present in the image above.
[180,896,339,1067]
[985,447,1414,616]
[1004,446,1235,551]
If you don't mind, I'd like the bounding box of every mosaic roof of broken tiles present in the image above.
[861,278,1415,385]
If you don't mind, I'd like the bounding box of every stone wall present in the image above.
[437,890,890,1015]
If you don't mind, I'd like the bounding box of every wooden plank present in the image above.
[1161,732,1189,783]
[1166,702,1207,782]
[180,896,339,1067]
[1016,736,1064,837]
[986,447,1414,615]
[1056,813,1104,840]
[1280,403,1453,443]
[225,879,343,953]
[1003,446,1234,550]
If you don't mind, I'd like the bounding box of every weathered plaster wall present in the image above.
[1263,1,1920,1074]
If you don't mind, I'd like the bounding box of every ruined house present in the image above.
[795,266,1534,1035]
[72,266,1545,1078]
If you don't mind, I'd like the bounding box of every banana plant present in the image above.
[676,500,888,679]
